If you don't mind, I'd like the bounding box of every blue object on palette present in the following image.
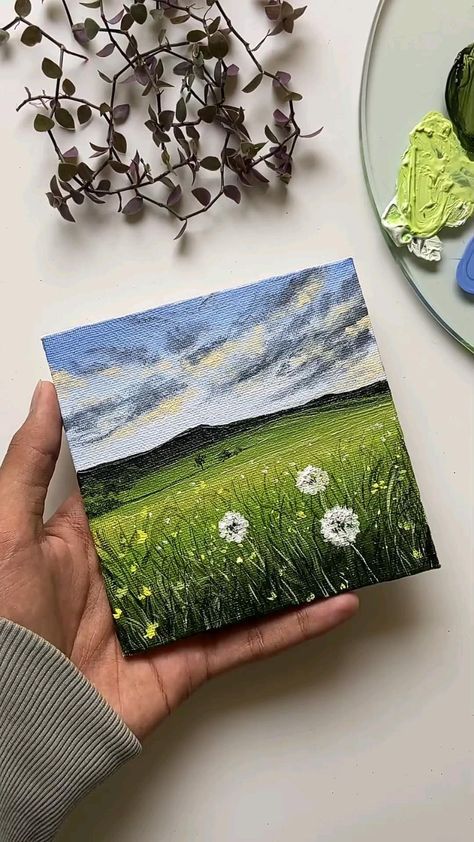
[457,238,474,295]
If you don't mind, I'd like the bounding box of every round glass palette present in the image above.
[360,0,474,353]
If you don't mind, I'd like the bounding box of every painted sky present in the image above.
[43,259,385,470]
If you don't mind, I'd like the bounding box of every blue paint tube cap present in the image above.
[456,237,474,295]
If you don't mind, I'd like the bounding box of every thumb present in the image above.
[0,381,62,527]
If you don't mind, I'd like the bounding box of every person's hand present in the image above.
[0,381,359,741]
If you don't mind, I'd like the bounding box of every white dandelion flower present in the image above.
[218,511,249,544]
[296,465,329,495]
[320,506,360,547]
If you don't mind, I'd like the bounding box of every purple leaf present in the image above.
[226,63,239,77]
[174,220,187,240]
[122,196,144,216]
[72,23,89,47]
[113,104,131,123]
[273,108,290,126]
[300,127,324,138]
[97,42,115,58]
[167,184,182,206]
[108,9,124,24]
[63,146,79,161]
[273,70,291,89]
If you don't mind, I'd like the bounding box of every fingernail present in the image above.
[29,380,43,414]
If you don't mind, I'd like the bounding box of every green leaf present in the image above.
[62,78,76,96]
[207,16,221,35]
[265,124,279,143]
[34,114,54,132]
[242,72,263,93]
[159,110,174,131]
[42,58,62,80]
[58,202,76,223]
[283,90,303,102]
[121,12,134,30]
[131,3,147,24]
[84,17,100,40]
[176,98,187,123]
[0,30,10,45]
[77,162,94,180]
[200,156,221,171]
[113,132,127,154]
[208,31,228,59]
[78,104,92,125]
[293,6,307,21]
[110,160,130,174]
[192,187,211,206]
[197,104,217,123]
[223,184,241,204]
[187,29,206,42]
[58,162,78,182]
[15,0,32,17]
[55,108,75,130]
[21,25,42,46]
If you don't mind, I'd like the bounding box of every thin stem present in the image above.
[60,0,74,31]
[51,47,65,116]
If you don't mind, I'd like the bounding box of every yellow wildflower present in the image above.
[136,529,148,545]
[144,622,158,640]
[296,510,306,519]
[112,608,122,620]
[115,587,128,599]
[130,563,137,574]
[139,585,152,600]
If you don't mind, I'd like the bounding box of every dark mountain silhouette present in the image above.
[78,380,390,492]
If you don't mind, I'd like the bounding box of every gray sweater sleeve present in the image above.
[0,617,141,842]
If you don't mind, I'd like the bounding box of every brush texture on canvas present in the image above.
[43,259,439,655]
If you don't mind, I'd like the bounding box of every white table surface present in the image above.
[0,2,473,840]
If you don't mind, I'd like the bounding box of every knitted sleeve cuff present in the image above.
[0,617,141,842]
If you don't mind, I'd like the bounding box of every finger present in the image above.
[205,594,359,679]
[0,381,62,525]
[45,491,93,555]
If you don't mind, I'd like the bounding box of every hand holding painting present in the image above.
[0,380,358,839]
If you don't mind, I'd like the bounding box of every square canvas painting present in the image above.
[43,259,439,655]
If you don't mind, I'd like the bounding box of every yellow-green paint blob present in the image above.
[382,112,474,261]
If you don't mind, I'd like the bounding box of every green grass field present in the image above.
[90,392,439,654]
